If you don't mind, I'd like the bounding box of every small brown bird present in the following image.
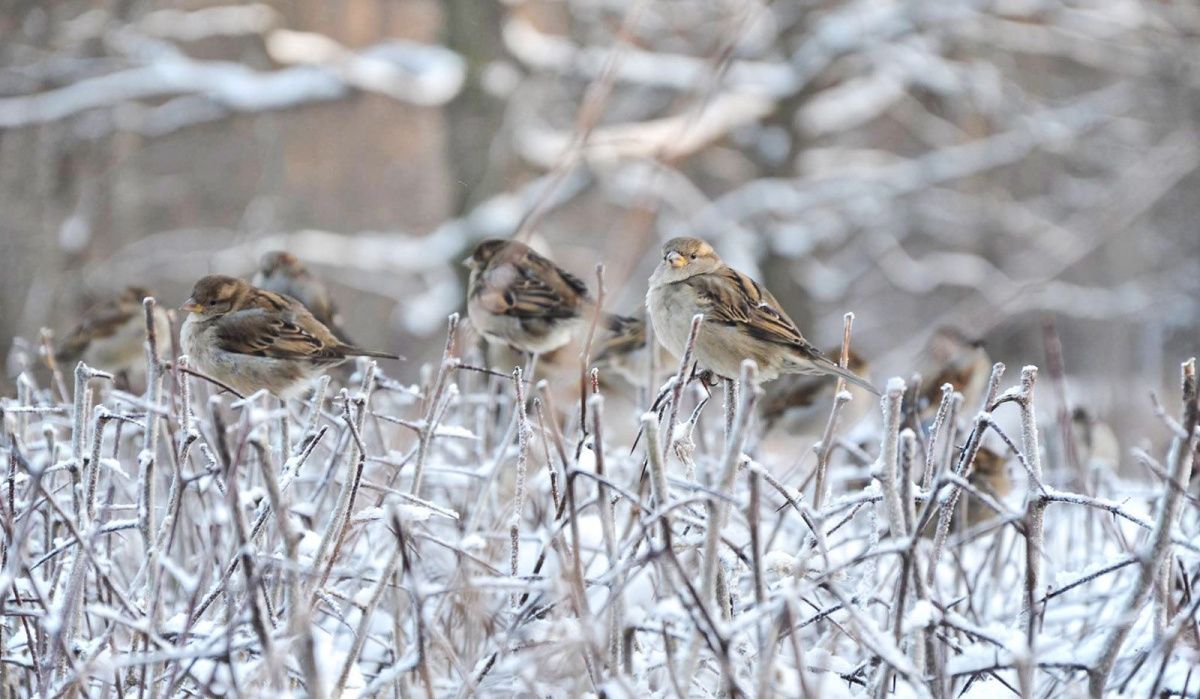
[464,239,591,356]
[252,251,351,342]
[180,275,399,398]
[56,286,170,376]
[760,349,872,433]
[646,237,877,392]
[917,327,990,417]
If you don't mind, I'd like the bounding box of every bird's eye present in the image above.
[690,254,697,260]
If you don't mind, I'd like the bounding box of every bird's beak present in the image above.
[462,256,475,269]
[181,299,203,313]
[667,251,687,268]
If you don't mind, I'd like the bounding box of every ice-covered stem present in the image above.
[578,264,606,431]
[1016,367,1047,634]
[308,387,371,598]
[412,315,460,498]
[334,525,403,698]
[682,359,760,684]
[813,312,856,509]
[224,440,285,692]
[922,384,954,489]
[509,367,531,609]
[878,378,908,538]
[589,394,623,670]
[663,314,703,463]
[925,362,1005,584]
[1089,358,1198,697]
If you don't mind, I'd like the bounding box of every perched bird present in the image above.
[463,239,591,356]
[646,237,877,392]
[56,286,170,377]
[917,327,990,417]
[760,349,873,433]
[252,251,351,342]
[180,275,399,398]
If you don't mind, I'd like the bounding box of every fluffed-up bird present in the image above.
[252,251,352,342]
[55,285,170,377]
[464,239,591,357]
[180,275,399,398]
[645,237,877,392]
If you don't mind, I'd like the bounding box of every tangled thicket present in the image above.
[0,305,1197,698]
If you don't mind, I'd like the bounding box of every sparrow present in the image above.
[180,275,399,398]
[252,251,352,342]
[55,286,171,375]
[917,327,990,417]
[463,238,591,356]
[646,237,877,392]
[760,349,872,433]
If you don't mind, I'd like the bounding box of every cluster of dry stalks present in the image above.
[0,300,1197,698]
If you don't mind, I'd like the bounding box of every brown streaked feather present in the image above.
[55,287,150,363]
[471,241,588,322]
[594,313,645,363]
[684,268,823,360]
[215,288,397,362]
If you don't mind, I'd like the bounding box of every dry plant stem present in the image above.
[663,314,703,464]
[412,315,460,498]
[224,441,285,692]
[314,391,371,594]
[1016,367,1047,636]
[39,329,71,405]
[1089,359,1198,697]
[589,394,623,671]
[814,313,856,510]
[509,367,531,610]
[578,265,606,431]
[681,359,760,687]
[334,525,403,698]
[926,363,1005,585]
[922,385,954,489]
[878,379,908,539]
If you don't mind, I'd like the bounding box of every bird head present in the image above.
[463,238,527,271]
[651,237,722,285]
[182,275,250,318]
[258,251,305,279]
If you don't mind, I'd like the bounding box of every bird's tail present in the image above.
[816,355,880,396]
[344,346,404,361]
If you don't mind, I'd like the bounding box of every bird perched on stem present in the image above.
[56,286,170,378]
[646,237,877,392]
[463,238,595,357]
[252,251,352,343]
[180,275,399,398]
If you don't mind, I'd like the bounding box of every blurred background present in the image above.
[1,0,1198,446]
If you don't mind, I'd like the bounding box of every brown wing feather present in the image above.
[56,299,139,362]
[215,291,345,361]
[475,246,588,321]
[685,267,824,360]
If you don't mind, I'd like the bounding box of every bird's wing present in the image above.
[686,267,825,360]
[594,313,645,362]
[56,300,138,361]
[214,298,343,361]
[475,248,588,321]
